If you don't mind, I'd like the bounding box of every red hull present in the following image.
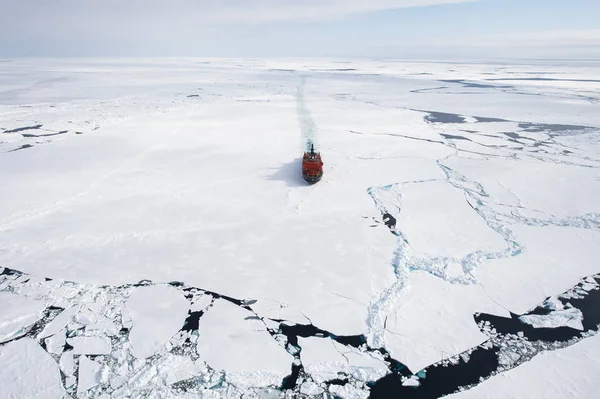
[302,149,323,184]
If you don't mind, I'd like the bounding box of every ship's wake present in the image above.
[296,76,319,153]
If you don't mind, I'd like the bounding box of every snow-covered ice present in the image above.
[397,181,506,259]
[196,299,293,388]
[0,338,66,399]
[125,284,190,359]
[78,356,105,395]
[67,336,112,355]
[0,292,45,343]
[519,307,584,331]
[45,329,66,354]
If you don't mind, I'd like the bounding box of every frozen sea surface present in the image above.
[0,58,599,398]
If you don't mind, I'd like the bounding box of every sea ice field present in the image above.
[1,58,599,398]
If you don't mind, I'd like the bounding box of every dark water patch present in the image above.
[279,323,368,351]
[22,131,68,138]
[4,124,43,133]
[199,288,244,307]
[440,134,471,141]
[279,323,328,347]
[168,281,185,287]
[332,334,367,348]
[1,267,22,276]
[424,111,466,124]
[133,279,154,287]
[187,94,200,98]
[440,79,513,89]
[8,144,34,152]
[370,346,500,399]
[75,132,84,135]
[518,122,592,134]
[181,311,204,331]
[415,109,467,124]
[563,150,573,154]
[281,364,303,390]
[573,278,600,330]
[326,378,349,386]
[382,213,397,230]
[503,132,524,140]
[63,341,75,352]
[378,347,411,376]
[473,116,508,123]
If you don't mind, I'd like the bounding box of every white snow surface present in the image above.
[0,292,45,343]
[59,350,75,376]
[45,329,66,354]
[67,336,112,355]
[398,181,506,258]
[77,356,105,395]
[197,299,293,388]
[125,284,190,359]
[0,338,66,399]
[0,58,599,398]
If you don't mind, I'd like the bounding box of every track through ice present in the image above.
[296,77,319,152]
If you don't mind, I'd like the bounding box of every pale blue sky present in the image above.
[0,0,598,58]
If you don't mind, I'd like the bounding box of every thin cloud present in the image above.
[1,0,480,25]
